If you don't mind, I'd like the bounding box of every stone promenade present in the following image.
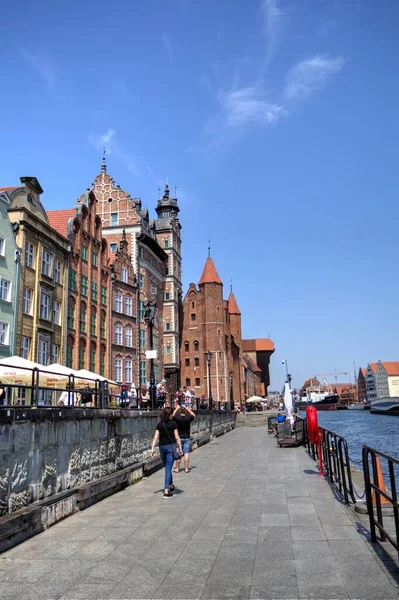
[1,428,398,600]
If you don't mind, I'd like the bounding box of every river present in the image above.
[299,409,399,467]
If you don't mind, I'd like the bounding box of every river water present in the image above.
[299,409,399,466]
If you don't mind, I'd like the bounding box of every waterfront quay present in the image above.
[1,428,398,600]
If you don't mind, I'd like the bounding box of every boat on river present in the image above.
[348,403,367,410]
[370,397,399,415]
[295,393,338,411]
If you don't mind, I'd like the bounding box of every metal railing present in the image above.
[362,445,399,562]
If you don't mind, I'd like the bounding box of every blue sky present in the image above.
[2,0,399,390]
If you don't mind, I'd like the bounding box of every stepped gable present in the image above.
[228,291,241,314]
[47,208,76,238]
[198,257,222,285]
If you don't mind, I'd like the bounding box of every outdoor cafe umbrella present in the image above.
[74,369,117,389]
[0,356,67,388]
[245,396,264,403]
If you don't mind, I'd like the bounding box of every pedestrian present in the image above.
[151,407,183,498]
[130,385,138,409]
[120,385,129,408]
[59,383,77,407]
[79,384,93,407]
[142,390,149,410]
[172,404,195,473]
[0,380,6,406]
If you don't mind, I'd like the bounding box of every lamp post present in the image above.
[205,351,213,411]
[144,300,157,411]
[229,371,234,411]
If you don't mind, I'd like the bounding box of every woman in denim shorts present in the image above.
[172,405,195,473]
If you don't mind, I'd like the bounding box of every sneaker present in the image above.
[163,492,173,499]
[169,484,175,493]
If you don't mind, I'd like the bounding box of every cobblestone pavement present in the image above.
[1,428,398,600]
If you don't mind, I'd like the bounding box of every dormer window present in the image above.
[27,193,36,205]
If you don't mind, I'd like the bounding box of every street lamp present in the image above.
[205,351,213,411]
[144,300,157,411]
[229,371,234,411]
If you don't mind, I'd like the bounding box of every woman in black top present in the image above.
[172,405,195,473]
[151,407,183,498]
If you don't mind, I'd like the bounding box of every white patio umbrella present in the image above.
[245,396,264,403]
[74,369,117,388]
[39,363,81,389]
[0,356,39,384]
[284,381,294,425]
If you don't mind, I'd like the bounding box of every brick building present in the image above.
[180,254,242,405]
[241,338,275,397]
[243,354,262,398]
[48,191,110,376]
[109,229,137,386]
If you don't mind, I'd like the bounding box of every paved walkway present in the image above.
[1,428,398,600]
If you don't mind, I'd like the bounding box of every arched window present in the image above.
[115,324,123,345]
[194,341,199,352]
[184,341,189,352]
[79,302,87,334]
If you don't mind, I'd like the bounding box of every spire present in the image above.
[199,256,223,285]
[101,148,107,174]
[228,290,241,315]
[208,238,211,258]
[163,183,170,199]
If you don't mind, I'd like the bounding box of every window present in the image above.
[79,347,85,370]
[40,292,51,320]
[185,358,190,367]
[79,306,87,333]
[164,239,169,249]
[25,242,34,268]
[125,359,132,383]
[54,260,62,284]
[51,344,59,363]
[151,285,157,296]
[139,300,145,319]
[165,266,169,276]
[139,274,144,288]
[195,357,200,367]
[185,378,191,387]
[42,249,53,276]
[164,292,170,301]
[100,316,106,338]
[0,278,11,302]
[166,345,171,355]
[184,341,189,352]
[195,378,200,387]
[23,288,33,315]
[20,336,31,359]
[125,296,132,316]
[90,350,96,373]
[91,314,96,336]
[0,322,9,345]
[191,313,196,322]
[67,303,75,329]
[140,329,146,348]
[81,275,88,297]
[92,250,98,267]
[27,193,35,205]
[91,281,98,301]
[81,245,88,261]
[115,293,122,312]
[125,326,133,347]
[165,321,171,331]
[121,267,128,283]
[192,301,195,309]
[160,211,170,218]
[53,301,61,325]
[194,341,199,351]
[101,285,107,305]
[115,324,123,345]
[38,338,50,365]
[110,243,117,253]
[139,246,144,258]
[66,345,73,368]
[115,358,122,382]
[100,352,105,376]
[0,238,5,256]
[140,361,147,384]
[110,213,118,226]
[68,269,77,291]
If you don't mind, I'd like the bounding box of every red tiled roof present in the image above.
[369,362,378,374]
[0,186,18,193]
[47,209,76,237]
[198,257,222,285]
[228,291,241,315]
[242,338,275,352]
[381,362,399,376]
[243,354,262,373]
[361,368,366,376]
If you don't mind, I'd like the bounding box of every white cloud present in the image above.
[284,55,345,100]
[318,20,337,37]
[88,129,141,177]
[20,49,56,90]
[161,33,174,58]
[261,0,285,64]
[221,86,285,128]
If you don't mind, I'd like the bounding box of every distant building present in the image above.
[375,361,399,398]
[0,187,19,358]
[243,354,262,398]
[357,368,367,402]
[365,362,378,403]
[241,338,275,397]
[180,254,242,404]
[333,383,357,404]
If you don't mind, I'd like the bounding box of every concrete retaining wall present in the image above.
[0,408,235,552]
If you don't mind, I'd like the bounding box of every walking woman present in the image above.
[172,404,195,473]
[151,407,183,498]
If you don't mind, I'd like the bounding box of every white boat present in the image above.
[370,397,399,415]
[348,403,365,410]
